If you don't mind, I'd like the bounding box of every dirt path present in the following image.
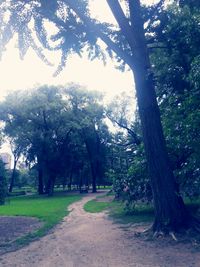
[0,192,200,267]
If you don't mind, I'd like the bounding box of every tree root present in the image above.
[169,231,178,241]
[153,231,164,238]
[133,215,200,245]
[151,230,177,241]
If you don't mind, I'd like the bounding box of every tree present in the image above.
[0,86,73,195]
[0,0,198,232]
[106,92,141,146]
[8,141,23,193]
[0,85,110,195]
[65,85,109,192]
[179,0,200,9]
[0,159,7,205]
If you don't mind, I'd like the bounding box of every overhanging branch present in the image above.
[106,0,136,51]
[66,0,134,69]
[106,113,141,145]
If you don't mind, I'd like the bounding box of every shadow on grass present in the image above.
[84,197,154,225]
[108,201,154,225]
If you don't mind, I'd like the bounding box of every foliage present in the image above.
[0,85,111,195]
[11,168,37,189]
[161,90,200,198]
[0,0,161,73]
[0,0,120,73]
[150,2,200,198]
[111,141,152,211]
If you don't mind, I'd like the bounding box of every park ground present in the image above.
[0,192,200,266]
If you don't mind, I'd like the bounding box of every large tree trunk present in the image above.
[133,67,189,232]
[129,0,189,232]
[106,0,190,232]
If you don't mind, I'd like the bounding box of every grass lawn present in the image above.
[84,196,200,226]
[84,200,111,213]
[84,198,154,224]
[0,193,81,243]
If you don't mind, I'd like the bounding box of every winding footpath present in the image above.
[0,192,200,267]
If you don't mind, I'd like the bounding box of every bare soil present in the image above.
[0,192,200,267]
[0,216,43,254]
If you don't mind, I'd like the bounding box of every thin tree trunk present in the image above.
[9,159,17,193]
[79,169,83,193]
[68,164,74,190]
[84,130,98,193]
[91,163,97,193]
[0,176,6,205]
[48,175,56,197]
[38,167,44,195]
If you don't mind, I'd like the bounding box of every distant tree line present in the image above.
[0,85,114,196]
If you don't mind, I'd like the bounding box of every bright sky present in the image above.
[0,1,133,102]
[0,39,133,102]
[0,0,159,101]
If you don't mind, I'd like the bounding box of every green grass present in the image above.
[84,196,200,226]
[0,193,81,243]
[84,198,154,224]
[84,200,111,213]
[109,201,154,224]
[96,185,112,190]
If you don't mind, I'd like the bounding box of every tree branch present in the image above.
[106,113,141,145]
[106,0,136,51]
[66,0,134,69]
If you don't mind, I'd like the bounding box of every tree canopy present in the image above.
[0,85,111,195]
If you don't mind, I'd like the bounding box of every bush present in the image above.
[112,154,152,212]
